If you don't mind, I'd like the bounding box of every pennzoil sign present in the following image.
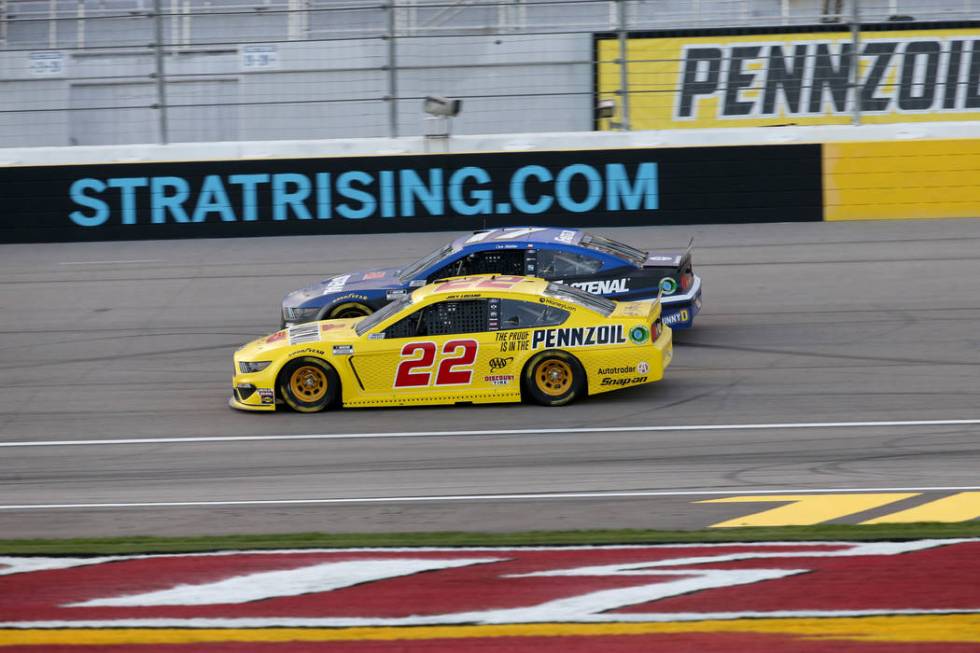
[595,24,980,129]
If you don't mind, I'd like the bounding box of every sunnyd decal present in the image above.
[595,27,980,130]
[531,325,626,349]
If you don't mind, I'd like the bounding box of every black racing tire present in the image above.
[329,302,373,319]
[277,357,340,413]
[522,350,586,407]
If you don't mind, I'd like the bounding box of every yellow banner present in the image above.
[597,27,980,130]
[824,139,980,220]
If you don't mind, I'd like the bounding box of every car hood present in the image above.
[238,319,362,358]
[283,267,404,307]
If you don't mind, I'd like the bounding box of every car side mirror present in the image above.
[505,316,520,326]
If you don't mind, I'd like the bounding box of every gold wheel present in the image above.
[535,359,573,397]
[289,365,328,403]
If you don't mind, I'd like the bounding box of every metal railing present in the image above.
[0,0,977,146]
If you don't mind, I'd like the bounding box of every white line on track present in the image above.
[59,259,163,265]
[2,418,980,449]
[1,486,978,511]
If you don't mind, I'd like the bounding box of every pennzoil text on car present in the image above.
[281,227,702,329]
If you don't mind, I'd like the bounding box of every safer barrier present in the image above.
[0,144,821,243]
[2,128,979,243]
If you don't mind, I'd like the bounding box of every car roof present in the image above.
[449,227,586,250]
[411,274,550,301]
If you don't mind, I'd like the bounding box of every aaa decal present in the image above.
[488,356,513,372]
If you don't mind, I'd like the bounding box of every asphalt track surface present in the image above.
[1,220,979,538]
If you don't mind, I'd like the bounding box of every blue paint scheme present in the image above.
[281,227,701,327]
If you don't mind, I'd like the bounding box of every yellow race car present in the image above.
[231,275,672,412]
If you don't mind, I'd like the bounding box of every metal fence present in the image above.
[1,0,978,147]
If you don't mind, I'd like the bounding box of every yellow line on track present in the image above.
[0,615,978,646]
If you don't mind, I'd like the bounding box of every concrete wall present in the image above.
[1,121,979,244]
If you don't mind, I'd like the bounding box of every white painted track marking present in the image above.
[3,418,980,449]
[1,486,978,511]
[58,259,162,265]
[70,558,501,607]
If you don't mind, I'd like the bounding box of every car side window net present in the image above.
[429,250,525,282]
[495,299,569,330]
[383,310,424,339]
[383,299,488,338]
[420,299,488,336]
[536,249,603,278]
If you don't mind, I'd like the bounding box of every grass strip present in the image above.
[0,522,977,555]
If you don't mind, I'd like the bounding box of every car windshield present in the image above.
[580,233,646,265]
[544,282,616,316]
[398,244,456,283]
[354,294,411,335]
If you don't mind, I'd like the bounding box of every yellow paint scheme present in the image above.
[231,275,672,411]
[824,139,980,221]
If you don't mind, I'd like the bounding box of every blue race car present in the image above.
[281,227,702,328]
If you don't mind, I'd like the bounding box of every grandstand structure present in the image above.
[0,0,976,146]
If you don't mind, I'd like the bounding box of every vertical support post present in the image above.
[616,0,630,130]
[48,0,56,47]
[170,0,179,47]
[848,0,861,125]
[387,1,399,138]
[153,0,169,144]
[76,0,85,48]
[1,0,7,48]
[182,0,190,48]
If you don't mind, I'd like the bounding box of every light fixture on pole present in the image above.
[423,95,462,151]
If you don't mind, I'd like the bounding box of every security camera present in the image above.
[423,95,462,117]
[595,99,616,120]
